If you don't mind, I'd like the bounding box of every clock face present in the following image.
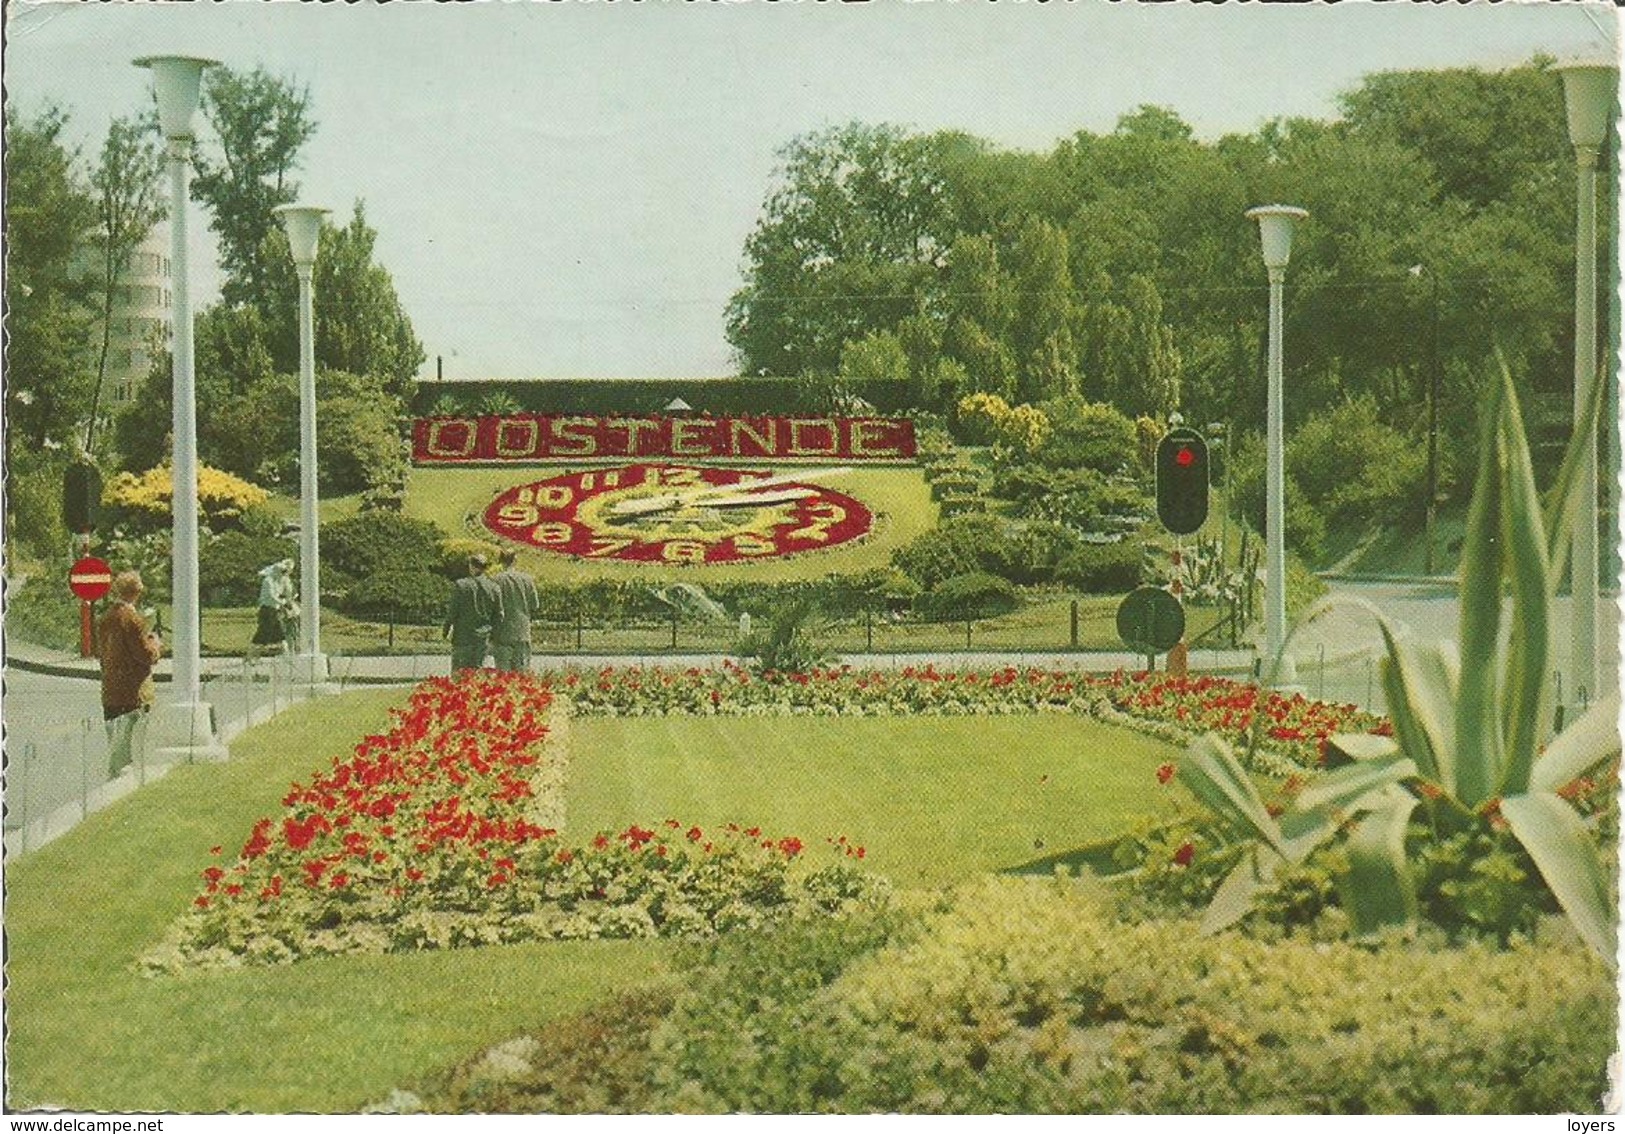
[482,463,873,564]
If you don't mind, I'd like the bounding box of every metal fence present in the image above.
[3,657,328,860]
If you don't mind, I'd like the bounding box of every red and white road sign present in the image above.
[69,556,113,602]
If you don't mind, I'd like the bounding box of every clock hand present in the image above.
[605,467,853,517]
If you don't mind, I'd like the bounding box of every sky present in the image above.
[4,0,1619,382]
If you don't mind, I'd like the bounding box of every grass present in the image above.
[403,464,938,584]
[565,715,1185,889]
[3,689,670,1114]
[3,690,1185,1111]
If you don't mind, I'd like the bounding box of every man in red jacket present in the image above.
[98,571,162,777]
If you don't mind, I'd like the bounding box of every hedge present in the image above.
[413,377,917,418]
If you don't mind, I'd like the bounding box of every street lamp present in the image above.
[135,54,227,764]
[1556,62,1618,715]
[1246,204,1309,687]
[273,204,332,689]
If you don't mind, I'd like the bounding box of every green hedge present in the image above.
[413,377,918,417]
[1056,542,1144,594]
[420,876,1615,1114]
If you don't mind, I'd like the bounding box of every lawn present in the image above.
[404,464,937,584]
[566,715,1183,888]
[2,688,1184,1112]
[2,689,669,1114]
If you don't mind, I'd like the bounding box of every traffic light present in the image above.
[63,461,102,534]
[1155,428,1208,535]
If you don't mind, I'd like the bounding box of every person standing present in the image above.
[490,548,541,673]
[443,553,503,672]
[98,571,162,777]
[250,558,296,661]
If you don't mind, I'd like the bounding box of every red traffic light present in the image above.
[1155,428,1209,536]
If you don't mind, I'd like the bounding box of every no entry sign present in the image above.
[69,556,113,602]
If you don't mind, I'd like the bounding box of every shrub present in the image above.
[346,567,449,625]
[1055,542,1142,594]
[953,391,1011,446]
[439,536,503,579]
[1032,396,1137,474]
[1231,434,1327,561]
[445,877,1617,1114]
[318,389,409,496]
[102,462,271,534]
[198,530,298,606]
[890,515,1011,589]
[1288,396,1428,526]
[736,600,835,675]
[321,511,446,580]
[912,572,1019,622]
[999,520,1083,586]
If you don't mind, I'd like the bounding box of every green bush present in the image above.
[345,567,448,625]
[999,520,1083,586]
[1288,396,1428,527]
[1055,542,1143,594]
[912,572,1019,622]
[428,877,1616,1114]
[321,511,446,580]
[1032,397,1137,475]
[1231,433,1327,562]
[198,531,298,606]
[5,455,70,560]
[891,514,1012,589]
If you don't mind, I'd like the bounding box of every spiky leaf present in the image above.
[1501,792,1617,965]
[1377,628,1457,787]
[1201,846,1286,936]
[1495,363,1553,796]
[1180,734,1288,858]
[1454,378,1506,807]
[1294,754,1417,814]
[1530,693,1623,794]
[1338,789,1420,936]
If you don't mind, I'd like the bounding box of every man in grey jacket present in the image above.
[444,554,504,672]
[490,548,541,673]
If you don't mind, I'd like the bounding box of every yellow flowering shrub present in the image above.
[103,463,271,532]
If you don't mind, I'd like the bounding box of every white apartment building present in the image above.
[71,226,172,404]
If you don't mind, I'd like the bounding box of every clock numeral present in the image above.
[650,466,701,488]
[530,521,574,546]
[534,485,574,510]
[789,503,847,543]
[661,540,708,564]
[732,534,776,557]
[578,470,626,491]
[585,536,634,557]
[496,503,538,527]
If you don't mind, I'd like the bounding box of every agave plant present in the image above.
[1180,356,1619,962]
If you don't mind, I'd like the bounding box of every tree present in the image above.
[257,203,426,398]
[839,328,909,386]
[726,123,958,379]
[85,113,165,455]
[4,106,97,463]
[190,66,316,310]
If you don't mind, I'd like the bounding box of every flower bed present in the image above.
[1085,671,1390,775]
[145,670,882,973]
[532,663,1386,773]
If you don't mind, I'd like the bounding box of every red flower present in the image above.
[1172,842,1196,868]
[1156,763,1176,785]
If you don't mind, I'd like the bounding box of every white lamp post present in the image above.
[273,204,332,689]
[136,54,227,764]
[1246,204,1309,687]
[1556,62,1618,716]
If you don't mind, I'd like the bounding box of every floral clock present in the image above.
[482,463,872,564]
